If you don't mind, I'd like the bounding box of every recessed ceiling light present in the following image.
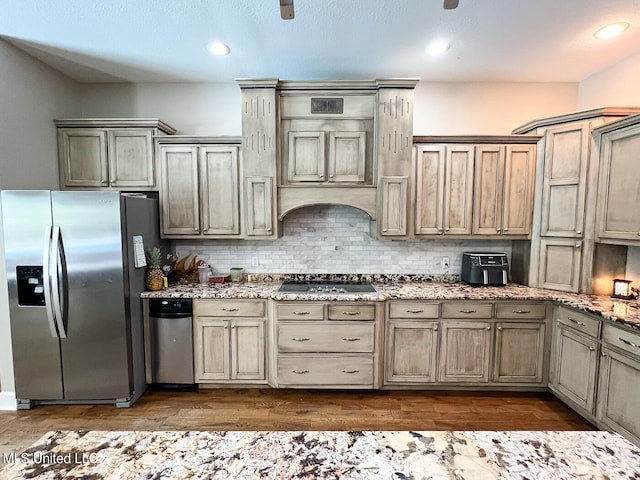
[427,40,450,55]
[207,42,230,55]
[594,22,629,40]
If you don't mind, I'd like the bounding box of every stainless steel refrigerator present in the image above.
[1,190,161,409]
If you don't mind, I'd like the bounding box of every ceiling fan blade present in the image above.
[443,0,459,9]
[280,0,294,19]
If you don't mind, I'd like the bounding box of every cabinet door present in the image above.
[444,145,474,235]
[552,326,598,414]
[194,320,230,381]
[473,145,505,235]
[58,129,108,188]
[287,131,325,182]
[200,146,240,236]
[597,348,640,443]
[231,320,265,381]
[439,321,492,383]
[597,123,640,242]
[541,124,589,237]
[538,238,582,292]
[493,322,545,383]
[502,145,535,236]
[328,131,366,183]
[159,146,200,236]
[415,145,445,235]
[245,176,274,236]
[379,176,407,236]
[107,129,154,188]
[386,321,438,383]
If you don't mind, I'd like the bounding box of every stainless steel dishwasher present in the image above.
[148,298,196,389]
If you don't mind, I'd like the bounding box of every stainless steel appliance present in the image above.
[461,252,509,286]
[148,298,195,388]
[1,190,161,409]
[278,280,376,294]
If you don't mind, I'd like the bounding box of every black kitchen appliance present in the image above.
[461,252,509,286]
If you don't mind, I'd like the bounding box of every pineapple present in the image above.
[145,247,165,291]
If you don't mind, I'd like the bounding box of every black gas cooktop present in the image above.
[277,280,377,294]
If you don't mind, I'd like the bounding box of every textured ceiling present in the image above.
[1,0,640,83]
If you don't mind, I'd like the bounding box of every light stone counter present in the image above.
[2,429,639,479]
[141,280,640,330]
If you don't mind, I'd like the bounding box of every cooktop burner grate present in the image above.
[277,280,377,294]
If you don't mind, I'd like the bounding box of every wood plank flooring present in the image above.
[0,388,595,460]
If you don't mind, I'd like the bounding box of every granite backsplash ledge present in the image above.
[243,273,462,284]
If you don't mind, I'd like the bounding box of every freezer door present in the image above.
[51,191,131,400]
[1,191,64,400]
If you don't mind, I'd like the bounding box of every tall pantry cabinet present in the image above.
[512,108,640,293]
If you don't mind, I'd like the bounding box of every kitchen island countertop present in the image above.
[141,281,640,329]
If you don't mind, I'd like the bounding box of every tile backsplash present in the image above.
[175,205,513,275]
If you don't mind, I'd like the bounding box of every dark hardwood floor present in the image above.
[0,388,595,458]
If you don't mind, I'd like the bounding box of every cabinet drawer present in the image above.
[389,302,440,319]
[277,355,373,385]
[194,300,265,318]
[603,323,640,358]
[278,324,374,353]
[442,302,493,318]
[328,304,375,321]
[277,303,325,320]
[495,302,547,319]
[556,307,600,338]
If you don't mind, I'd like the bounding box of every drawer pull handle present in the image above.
[406,310,424,314]
[292,337,310,342]
[513,310,531,314]
[619,337,640,349]
[568,318,585,326]
[293,311,310,315]
[292,370,309,374]
[222,307,239,312]
[342,337,361,342]
[342,369,360,374]
[342,311,361,316]
[459,309,476,314]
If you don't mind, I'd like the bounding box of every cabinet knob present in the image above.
[330,174,334,178]
[101,179,107,184]
[438,228,444,233]
[497,326,503,331]
[503,228,508,232]
[588,346,596,351]
[601,351,608,357]
[637,232,640,236]
[193,227,199,232]
[231,324,236,329]
[383,229,388,232]
[576,230,582,235]
[319,175,324,178]
[267,228,272,232]
[224,324,228,329]
[434,326,438,331]
[203,227,208,232]
[486,326,491,330]
[445,227,450,232]
[575,241,582,248]
[496,228,501,233]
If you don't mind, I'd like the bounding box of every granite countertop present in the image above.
[141,280,640,330]
[2,429,638,479]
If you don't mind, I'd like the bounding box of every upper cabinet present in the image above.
[280,92,374,185]
[414,137,537,238]
[55,118,175,190]
[157,137,241,239]
[594,114,640,245]
[512,107,640,293]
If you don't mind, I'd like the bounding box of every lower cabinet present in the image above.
[493,322,546,383]
[274,301,382,388]
[597,348,640,442]
[193,300,267,384]
[384,300,548,387]
[439,321,493,383]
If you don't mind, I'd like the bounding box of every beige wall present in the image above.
[0,39,80,405]
[79,80,580,137]
[578,51,640,109]
[414,82,579,135]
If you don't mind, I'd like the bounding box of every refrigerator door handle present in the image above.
[50,226,67,338]
[42,226,59,338]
